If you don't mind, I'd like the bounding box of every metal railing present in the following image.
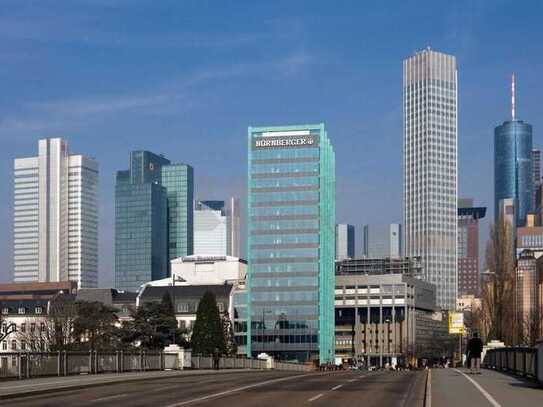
[0,351,312,380]
[483,347,538,379]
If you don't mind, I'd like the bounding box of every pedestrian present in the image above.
[466,332,483,374]
[213,347,220,370]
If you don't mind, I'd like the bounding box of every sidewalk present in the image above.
[431,367,543,406]
[0,369,258,399]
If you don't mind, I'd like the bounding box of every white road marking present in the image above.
[90,394,128,402]
[331,384,343,390]
[308,393,324,402]
[164,373,309,406]
[348,379,356,382]
[454,369,502,407]
[425,369,431,407]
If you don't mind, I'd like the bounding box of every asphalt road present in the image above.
[3,369,426,407]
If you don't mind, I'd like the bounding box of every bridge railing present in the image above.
[483,347,538,379]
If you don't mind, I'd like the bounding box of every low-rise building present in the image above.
[76,288,138,324]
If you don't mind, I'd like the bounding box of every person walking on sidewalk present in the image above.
[466,332,483,374]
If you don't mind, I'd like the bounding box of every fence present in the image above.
[483,347,538,379]
[0,351,312,380]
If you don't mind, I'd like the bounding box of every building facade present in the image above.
[14,138,98,288]
[247,124,335,363]
[457,200,486,296]
[494,76,533,227]
[194,200,227,256]
[226,197,241,258]
[403,48,458,310]
[169,255,247,286]
[115,151,193,292]
[532,148,540,210]
[516,250,540,344]
[362,224,402,258]
[336,224,355,260]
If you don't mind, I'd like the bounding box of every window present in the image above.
[35,307,42,314]
[11,340,16,351]
[2,342,6,350]
[1,324,6,333]
[217,303,225,313]
[179,320,186,330]
[1,308,8,315]
[18,307,25,315]
[177,303,189,313]
[40,322,45,332]
[30,323,36,333]
[21,341,26,351]
[21,323,26,333]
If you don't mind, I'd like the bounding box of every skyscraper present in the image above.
[494,74,533,227]
[362,224,402,258]
[14,138,98,288]
[335,224,355,260]
[194,200,227,255]
[532,148,540,210]
[457,199,486,297]
[115,151,193,291]
[226,197,241,258]
[403,48,458,310]
[247,124,335,363]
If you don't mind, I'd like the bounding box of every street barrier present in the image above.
[483,347,539,380]
[0,351,312,381]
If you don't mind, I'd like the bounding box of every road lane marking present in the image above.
[425,369,431,407]
[90,394,128,402]
[331,384,343,390]
[308,393,323,402]
[164,373,309,406]
[454,369,502,407]
[348,379,356,382]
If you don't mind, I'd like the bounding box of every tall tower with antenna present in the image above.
[494,74,533,227]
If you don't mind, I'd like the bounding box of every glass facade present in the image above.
[494,120,533,227]
[247,124,335,364]
[115,151,193,291]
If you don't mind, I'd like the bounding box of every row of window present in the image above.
[1,307,43,315]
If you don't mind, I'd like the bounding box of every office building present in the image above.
[334,257,448,367]
[115,151,193,292]
[517,250,541,344]
[336,224,355,260]
[516,215,543,257]
[362,224,402,258]
[194,200,227,255]
[226,197,241,258]
[247,124,335,363]
[457,199,486,296]
[494,74,533,227]
[532,149,541,210]
[13,139,98,288]
[403,48,458,309]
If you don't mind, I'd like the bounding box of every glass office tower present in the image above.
[115,151,193,291]
[494,122,533,227]
[247,123,335,364]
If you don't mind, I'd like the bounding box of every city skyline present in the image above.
[2,1,543,285]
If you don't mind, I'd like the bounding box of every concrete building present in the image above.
[247,124,335,363]
[362,224,402,258]
[403,48,458,310]
[194,200,227,256]
[336,224,355,260]
[13,138,99,288]
[115,151,194,292]
[494,75,533,227]
[169,255,247,286]
[457,200,486,296]
[334,258,448,367]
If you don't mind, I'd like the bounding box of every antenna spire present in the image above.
[511,73,516,120]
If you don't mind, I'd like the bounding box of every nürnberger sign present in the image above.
[253,136,317,149]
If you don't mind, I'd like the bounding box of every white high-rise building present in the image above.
[13,138,98,287]
[403,48,458,309]
[194,200,228,256]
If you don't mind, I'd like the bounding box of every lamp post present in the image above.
[170,274,185,346]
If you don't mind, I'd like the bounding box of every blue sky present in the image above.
[1,0,542,285]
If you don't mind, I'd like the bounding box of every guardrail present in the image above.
[483,347,538,379]
[0,351,312,380]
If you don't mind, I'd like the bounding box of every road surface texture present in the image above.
[431,367,543,406]
[2,369,426,407]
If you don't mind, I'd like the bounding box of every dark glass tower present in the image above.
[494,75,533,227]
[115,151,193,291]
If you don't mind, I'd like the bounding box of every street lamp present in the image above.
[170,274,186,346]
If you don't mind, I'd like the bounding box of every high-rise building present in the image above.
[532,149,540,211]
[362,224,402,258]
[115,151,193,291]
[247,124,335,363]
[335,224,355,260]
[494,74,533,227]
[226,197,241,258]
[194,200,227,256]
[403,48,458,310]
[517,250,540,343]
[13,138,98,288]
[457,199,486,297]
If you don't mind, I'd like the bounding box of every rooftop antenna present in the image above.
[511,73,516,121]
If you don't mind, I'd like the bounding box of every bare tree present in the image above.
[518,309,543,347]
[482,220,516,345]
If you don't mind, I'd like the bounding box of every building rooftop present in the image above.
[140,284,233,299]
